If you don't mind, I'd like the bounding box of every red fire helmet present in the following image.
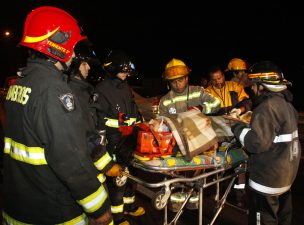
[19,6,87,62]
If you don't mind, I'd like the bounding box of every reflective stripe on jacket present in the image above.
[159,85,220,116]
[69,76,114,175]
[3,58,110,224]
[206,80,251,115]
[233,91,301,195]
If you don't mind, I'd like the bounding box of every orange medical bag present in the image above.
[135,123,175,159]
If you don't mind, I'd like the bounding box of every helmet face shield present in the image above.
[117,61,138,77]
[261,83,288,92]
[74,39,97,63]
[103,50,137,77]
[247,61,291,91]
[248,72,284,84]
[68,40,102,80]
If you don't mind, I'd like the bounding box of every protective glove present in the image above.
[229,108,242,118]
[105,163,122,177]
[89,210,112,225]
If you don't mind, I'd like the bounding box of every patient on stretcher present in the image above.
[132,108,250,166]
[134,110,219,161]
[133,116,248,169]
[148,116,218,157]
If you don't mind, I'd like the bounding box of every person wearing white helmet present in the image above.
[231,61,301,225]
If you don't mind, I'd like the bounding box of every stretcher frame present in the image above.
[124,144,247,225]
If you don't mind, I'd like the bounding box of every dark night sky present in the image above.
[1,0,304,110]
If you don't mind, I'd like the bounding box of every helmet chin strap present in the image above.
[59,61,69,73]
[51,58,69,73]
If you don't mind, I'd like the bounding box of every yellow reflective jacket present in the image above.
[206,81,252,115]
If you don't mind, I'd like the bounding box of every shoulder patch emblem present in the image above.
[59,93,75,112]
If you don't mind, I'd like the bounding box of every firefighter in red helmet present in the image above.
[3,6,112,225]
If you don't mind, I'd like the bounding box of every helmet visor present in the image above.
[120,61,138,77]
[248,72,291,85]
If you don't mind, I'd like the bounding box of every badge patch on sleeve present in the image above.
[59,93,75,112]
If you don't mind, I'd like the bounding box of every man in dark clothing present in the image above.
[68,41,122,185]
[231,61,301,225]
[3,6,112,225]
[94,50,145,225]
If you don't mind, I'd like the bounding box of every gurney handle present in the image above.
[121,167,245,189]
[121,171,168,189]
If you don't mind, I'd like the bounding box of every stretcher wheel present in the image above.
[152,190,167,210]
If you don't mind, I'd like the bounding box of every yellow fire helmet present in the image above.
[227,58,247,71]
[163,58,191,80]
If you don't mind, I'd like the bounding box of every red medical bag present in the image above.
[135,123,175,159]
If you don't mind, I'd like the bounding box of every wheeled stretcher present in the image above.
[124,142,248,225]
